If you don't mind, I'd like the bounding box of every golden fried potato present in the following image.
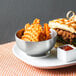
[21,18,51,42]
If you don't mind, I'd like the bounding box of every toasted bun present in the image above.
[49,19,76,33]
[55,42,76,48]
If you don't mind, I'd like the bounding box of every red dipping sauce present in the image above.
[60,45,73,51]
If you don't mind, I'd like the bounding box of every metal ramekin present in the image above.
[15,29,57,56]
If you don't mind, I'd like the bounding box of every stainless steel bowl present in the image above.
[15,29,57,56]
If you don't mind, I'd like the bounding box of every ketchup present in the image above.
[60,45,73,51]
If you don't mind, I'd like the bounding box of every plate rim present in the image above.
[12,44,76,69]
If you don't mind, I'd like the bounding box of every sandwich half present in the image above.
[48,18,76,46]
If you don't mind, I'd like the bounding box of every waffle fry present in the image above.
[25,23,30,31]
[44,23,51,40]
[21,18,51,42]
[33,18,40,24]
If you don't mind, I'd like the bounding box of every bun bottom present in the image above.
[55,42,65,48]
[55,41,76,48]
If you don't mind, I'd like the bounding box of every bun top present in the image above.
[49,11,76,33]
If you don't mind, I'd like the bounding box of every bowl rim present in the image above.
[15,28,57,43]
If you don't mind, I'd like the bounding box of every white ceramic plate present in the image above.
[12,44,76,69]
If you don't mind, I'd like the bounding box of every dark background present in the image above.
[0,0,76,44]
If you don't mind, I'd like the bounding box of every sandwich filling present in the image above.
[54,28,76,45]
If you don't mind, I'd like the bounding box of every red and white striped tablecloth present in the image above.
[0,41,76,76]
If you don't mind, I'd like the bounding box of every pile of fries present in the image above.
[21,18,51,42]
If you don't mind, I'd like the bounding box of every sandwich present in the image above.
[48,11,76,46]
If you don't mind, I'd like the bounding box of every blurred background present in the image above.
[0,0,76,44]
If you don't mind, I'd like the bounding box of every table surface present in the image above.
[0,41,76,76]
